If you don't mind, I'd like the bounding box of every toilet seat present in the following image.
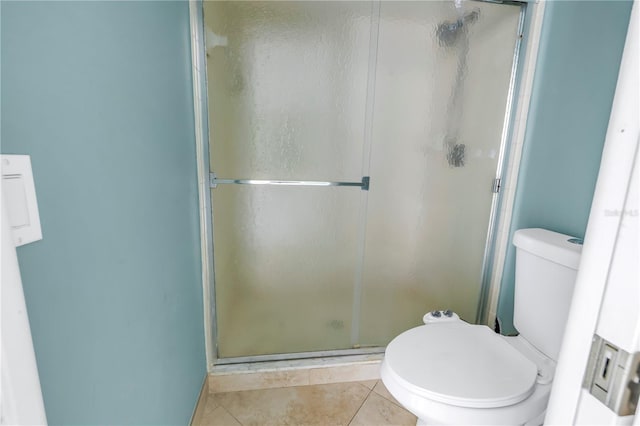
[384,321,538,409]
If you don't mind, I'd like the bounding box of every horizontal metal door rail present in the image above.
[210,173,370,191]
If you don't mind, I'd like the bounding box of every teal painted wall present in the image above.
[1,1,206,424]
[496,1,633,334]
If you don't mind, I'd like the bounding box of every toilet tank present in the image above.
[513,228,582,361]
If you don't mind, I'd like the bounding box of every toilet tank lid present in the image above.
[513,228,582,270]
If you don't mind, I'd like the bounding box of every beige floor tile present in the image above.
[192,394,220,426]
[203,394,220,416]
[373,380,402,407]
[359,380,378,389]
[349,392,416,426]
[215,382,370,426]
[198,405,241,426]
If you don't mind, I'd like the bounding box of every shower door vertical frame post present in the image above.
[350,0,381,349]
[476,0,547,328]
[475,4,527,325]
[189,0,218,371]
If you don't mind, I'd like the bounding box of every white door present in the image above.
[545,2,639,424]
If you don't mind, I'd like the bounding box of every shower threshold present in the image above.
[209,351,385,393]
[214,346,385,366]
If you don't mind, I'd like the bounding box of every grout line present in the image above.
[210,392,245,425]
[346,382,376,425]
[371,380,417,417]
[219,405,243,426]
[372,385,407,411]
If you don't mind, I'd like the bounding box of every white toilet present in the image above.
[381,228,582,425]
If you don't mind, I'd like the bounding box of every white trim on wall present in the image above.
[1,189,48,424]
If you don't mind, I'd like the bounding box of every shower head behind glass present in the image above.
[436,10,479,47]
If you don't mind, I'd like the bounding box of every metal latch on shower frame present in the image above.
[491,178,502,194]
[209,172,370,191]
[583,334,640,416]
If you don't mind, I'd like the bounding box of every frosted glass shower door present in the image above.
[204,2,372,358]
[357,1,522,345]
[203,0,523,359]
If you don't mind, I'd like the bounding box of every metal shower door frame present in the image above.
[189,0,531,370]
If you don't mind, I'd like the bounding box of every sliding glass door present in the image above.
[357,1,522,346]
[203,1,522,359]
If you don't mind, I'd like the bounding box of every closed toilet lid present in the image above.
[384,321,538,409]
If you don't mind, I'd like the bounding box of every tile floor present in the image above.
[194,380,417,426]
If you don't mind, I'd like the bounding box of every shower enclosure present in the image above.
[199,1,524,360]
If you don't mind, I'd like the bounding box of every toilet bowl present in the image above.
[381,228,582,425]
[381,320,554,425]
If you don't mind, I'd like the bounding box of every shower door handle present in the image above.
[209,173,370,191]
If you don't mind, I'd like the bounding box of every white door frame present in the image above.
[545,2,639,423]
